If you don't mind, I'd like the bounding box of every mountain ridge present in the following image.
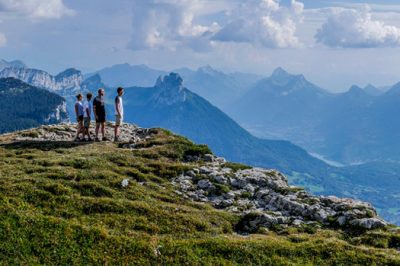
[229,68,400,165]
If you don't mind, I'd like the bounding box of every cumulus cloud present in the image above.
[315,6,400,48]
[0,0,75,19]
[128,0,304,51]
[213,0,304,48]
[128,0,219,51]
[0,0,74,47]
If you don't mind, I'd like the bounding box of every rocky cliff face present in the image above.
[44,102,69,124]
[55,68,83,93]
[152,73,188,105]
[11,122,389,233]
[0,67,84,94]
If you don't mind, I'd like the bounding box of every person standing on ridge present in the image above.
[74,94,84,141]
[114,87,124,142]
[93,88,108,141]
[83,92,93,141]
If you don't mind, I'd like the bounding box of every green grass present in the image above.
[223,162,252,172]
[0,128,399,265]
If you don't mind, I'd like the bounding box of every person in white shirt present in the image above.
[83,93,93,141]
[114,87,124,142]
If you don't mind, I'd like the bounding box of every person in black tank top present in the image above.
[93,88,109,141]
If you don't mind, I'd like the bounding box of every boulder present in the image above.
[349,218,387,229]
[197,179,214,190]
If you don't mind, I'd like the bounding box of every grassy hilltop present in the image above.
[0,124,399,265]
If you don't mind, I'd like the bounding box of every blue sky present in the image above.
[1,0,400,91]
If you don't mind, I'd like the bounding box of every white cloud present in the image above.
[128,0,304,51]
[128,0,219,52]
[315,6,400,48]
[213,0,304,48]
[0,0,75,19]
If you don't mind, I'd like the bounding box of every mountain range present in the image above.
[95,63,400,166]
[1,60,400,224]
[119,72,329,176]
[0,67,83,95]
[228,68,400,165]
[93,63,260,109]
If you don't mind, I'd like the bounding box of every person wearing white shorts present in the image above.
[115,114,123,126]
[114,87,124,142]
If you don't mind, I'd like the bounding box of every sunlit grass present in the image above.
[0,128,399,264]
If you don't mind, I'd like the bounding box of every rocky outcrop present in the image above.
[152,73,188,105]
[171,154,388,233]
[9,123,390,234]
[55,68,83,94]
[12,123,155,144]
[44,102,69,124]
[0,67,58,91]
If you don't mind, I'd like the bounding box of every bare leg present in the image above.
[101,122,105,138]
[75,124,80,139]
[95,123,100,139]
[114,125,119,139]
[75,122,83,140]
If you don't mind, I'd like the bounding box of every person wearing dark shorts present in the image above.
[93,88,108,141]
[74,94,84,141]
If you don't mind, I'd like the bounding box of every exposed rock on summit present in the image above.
[171,154,388,233]
[8,123,155,144]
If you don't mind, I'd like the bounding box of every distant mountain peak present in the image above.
[197,65,226,77]
[86,73,102,82]
[271,67,291,79]
[198,65,215,73]
[153,73,187,105]
[0,59,26,69]
[56,68,81,79]
[155,72,184,90]
[81,73,104,92]
[364,84,376,89]
[385,81,400,96]
[199,64,213,70]
[349,85,363,92]
[362,84,384,96]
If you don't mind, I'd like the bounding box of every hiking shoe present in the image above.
[95,137,101,142]
[102,137,110,141]
[88,137,93,142]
